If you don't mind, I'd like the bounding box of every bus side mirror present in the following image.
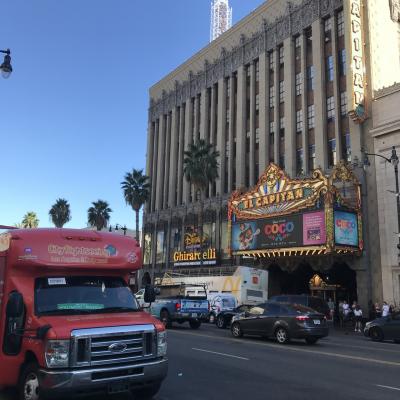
[6,292,24,318]
[144,285,156,303]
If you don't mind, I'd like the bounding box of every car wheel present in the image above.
[189,319,201,329]
[231,322,243,338]
[370,327,384,342]
[209,313,216,324]
[275,327,290,344]
[19,363,45,400]
[305,337,318,345]
[216,315,226,329]
[131,382,162,399]
[160,310,171,329]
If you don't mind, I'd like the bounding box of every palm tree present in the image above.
[183,139,219,258]
[49,198,71,228]
[87,200,112,231]
[21,212,39,228]
[121,169,150,242]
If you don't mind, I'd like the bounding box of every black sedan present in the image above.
[215,304,254,329]
[230,302,329,344]
[364,312,400,343]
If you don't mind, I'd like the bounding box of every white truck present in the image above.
[157,266,268,306]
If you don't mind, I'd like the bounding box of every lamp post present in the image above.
[363,146,400,252]
[108,224,128,235]
[0,49,12,79]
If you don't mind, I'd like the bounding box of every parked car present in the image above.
[149,283,209,329]
[364,312,400,342]
[208,293,237,323]
[215,304,254,329]
[269,294,331,320]
[230,302,329,344]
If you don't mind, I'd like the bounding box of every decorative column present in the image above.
[168,108,178,208]
[236,65,246,188]
[259,51,268,170]
[216,79,226,196]
[177,106,185,205]
[249,61,256,185]
[312,19,328,170]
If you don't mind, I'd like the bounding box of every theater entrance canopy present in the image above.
[228,163,363,259]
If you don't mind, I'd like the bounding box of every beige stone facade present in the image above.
[143,0,400,310]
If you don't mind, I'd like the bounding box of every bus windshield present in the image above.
[35,276,139,315]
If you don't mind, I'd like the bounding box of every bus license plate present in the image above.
[313,319,321,325]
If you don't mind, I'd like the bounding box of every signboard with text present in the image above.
[231,212,326,252]
[334,211,358,247]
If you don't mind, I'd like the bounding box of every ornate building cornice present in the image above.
[149,0,343,121]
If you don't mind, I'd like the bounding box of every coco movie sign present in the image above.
[348,0,366,123]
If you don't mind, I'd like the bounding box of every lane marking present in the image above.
[192,347,249,360]
[376,384,400,392]
[169,330,400,367]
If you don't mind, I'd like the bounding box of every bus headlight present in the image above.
[45,340,70,368]
[157,331,167,357]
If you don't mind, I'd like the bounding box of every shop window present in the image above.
[307,104,315,129]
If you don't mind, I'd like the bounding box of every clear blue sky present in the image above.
[0,0,265,229]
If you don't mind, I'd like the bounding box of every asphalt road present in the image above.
[1,324,400,400]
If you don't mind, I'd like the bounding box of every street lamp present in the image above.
[363,146,400,251]
[0,49,12,79]
[108,224,128,235]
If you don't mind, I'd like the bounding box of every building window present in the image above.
[295,73,302,96]
[342,132,351,162]
[279,46,284,65]
[339,49,346,76]
[225,141,230,157]
[307,66,315,91]
[295,35,301,48]
[324,17,332,33]
[255,60,260,81]
[296,110,303,133]
[226,78,231,96]
[269,52,274,71]
[340,92,347,116]
[269,121,275,134]
[296,148,304,175]
[255,128,260,144]
[326,56,334,81]
[279,80,284,103]
[327,96,335,121]
[255,94,260,111]
[226,112,230,124]
[328,138,337,167]
[269,85,275,107]
[337,10,344,37]
[279,117,285,136]
[307,104,315,129]
[279,155,285,169]
[308,144,316,171]
[246,65,251,78]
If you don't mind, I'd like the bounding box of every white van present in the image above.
[208,293,237,323]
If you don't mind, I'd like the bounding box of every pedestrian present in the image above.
[368,300,375,321]
[328,297,335,321]
[354,305,363,332]
[352,300,357,311]
[375,302,381,318]
[382,301,390,317]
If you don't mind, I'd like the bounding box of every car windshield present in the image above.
[222,298,236,307]
[35,276,140,315]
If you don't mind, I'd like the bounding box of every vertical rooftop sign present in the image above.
[346,0,367,123]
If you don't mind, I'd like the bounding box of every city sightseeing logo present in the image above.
[264,221,295,243]
[48,244,115,258]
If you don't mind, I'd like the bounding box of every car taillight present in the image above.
[296,315,309,321]
[175,302,181,311]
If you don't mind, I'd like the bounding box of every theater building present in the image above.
[143,0,400,309]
